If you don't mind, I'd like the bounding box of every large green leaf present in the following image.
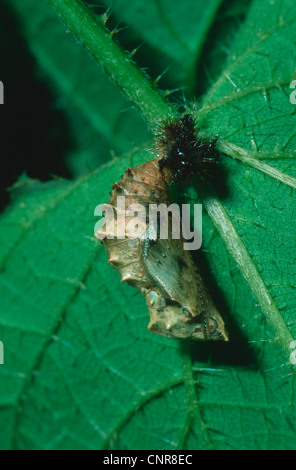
[1,0,296,450]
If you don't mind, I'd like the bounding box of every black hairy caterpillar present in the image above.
[95,115,228,341]
[156,114,218,183]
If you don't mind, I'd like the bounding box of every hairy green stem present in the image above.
[48,0,177,127]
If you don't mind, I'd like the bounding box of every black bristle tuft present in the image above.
[154,114,218,184]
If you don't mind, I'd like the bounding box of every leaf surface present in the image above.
[0,0,296,450]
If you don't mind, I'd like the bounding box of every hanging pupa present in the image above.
[95,115,228,341]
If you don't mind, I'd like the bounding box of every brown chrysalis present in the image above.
[95,115,228,341]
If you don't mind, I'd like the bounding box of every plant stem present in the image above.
[201,193,295,361]
[48,0,177,127]
[217,140,296,190]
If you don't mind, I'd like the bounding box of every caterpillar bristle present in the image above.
[153,114,219,184]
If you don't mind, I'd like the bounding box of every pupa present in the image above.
[95,115,228,341]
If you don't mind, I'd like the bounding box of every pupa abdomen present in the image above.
[95,157,228,341]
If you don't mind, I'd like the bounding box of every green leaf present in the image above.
[1,0,296,451]
[3,0,151,175]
